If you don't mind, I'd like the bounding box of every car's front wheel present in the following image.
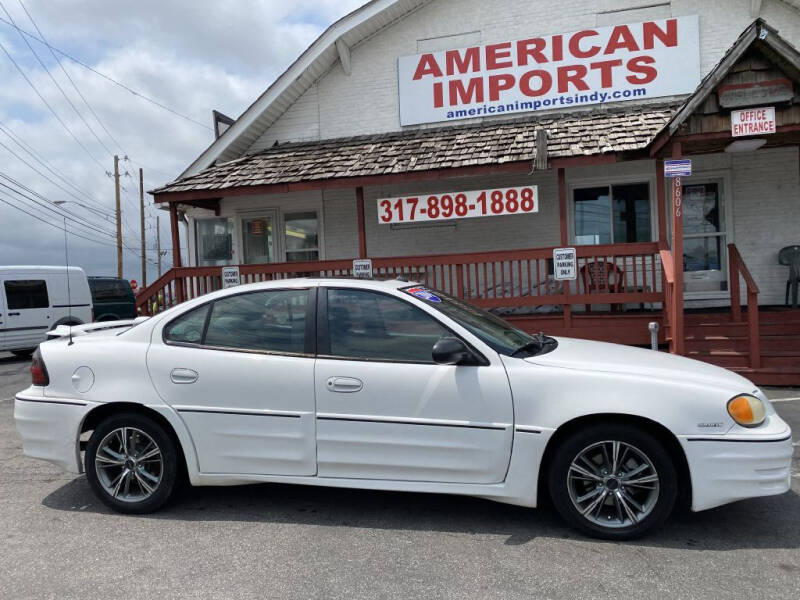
[548,423,677,540]
[85,413,178,513]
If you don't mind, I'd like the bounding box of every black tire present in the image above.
[85,412,179,514]
[10,348,34,358]
[548,423,677,540]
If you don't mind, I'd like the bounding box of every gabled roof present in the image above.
[180,0,431,178]
[657,18,800,140]
[153,103,677,199]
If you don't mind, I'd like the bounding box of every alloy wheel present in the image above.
[566,440,660,529]
[94,427,163,503]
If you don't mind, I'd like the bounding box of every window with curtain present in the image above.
[573,183,651,244]
[284,212,319,262]
[195,218,234,266]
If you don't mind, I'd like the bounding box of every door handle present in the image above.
[8,312,20,316]
[170,368,199,384]
[325,376,363,393]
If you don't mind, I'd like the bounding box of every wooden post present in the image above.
[356,186,367,259]
[670,143,684,355]
[169,202,184,304]
[656,159,667,246]
[729,255,742,322]
[139,168,147,287]
[558,168,568,245]
[114,155,122,278]
[557,167,572,329]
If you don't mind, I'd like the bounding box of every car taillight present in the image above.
[30,348,49,386]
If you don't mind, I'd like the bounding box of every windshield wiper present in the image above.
[510,332,546,357]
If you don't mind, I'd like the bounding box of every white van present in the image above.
[0,266,92,356]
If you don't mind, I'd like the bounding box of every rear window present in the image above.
[4,280,49,309]
[89,279,132,301]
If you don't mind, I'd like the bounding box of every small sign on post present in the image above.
[222,266,241,289]
[553,247,577,281]
[353,259,373,279]
[664,159,692,178]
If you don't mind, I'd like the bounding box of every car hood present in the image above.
[525,336,755,392]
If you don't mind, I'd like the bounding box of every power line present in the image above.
[17,0,126,156]
[0,120,101,202]
[0,14,213,131]
[0,1,115,158]
[0,37,106,171]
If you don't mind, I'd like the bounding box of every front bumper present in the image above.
[681,428,793,512]
[14,391,93,474]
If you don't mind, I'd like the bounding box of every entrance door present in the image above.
[2,278,51,350]
[241,213,276,264]
[682,181,728,294]
[314,286,514,484]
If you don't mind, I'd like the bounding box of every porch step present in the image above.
[688,350,800,369]
[685,308,800,325]
[685,322,800,336]
[685,335,800,352]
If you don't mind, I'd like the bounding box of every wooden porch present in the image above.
[134,240,800,385]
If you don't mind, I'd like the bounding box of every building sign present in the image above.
[718,80,792,108]
[731,106,776,137]
[398,16,701,126]
[377,185,538,224]
[222,266,241,288]
[553,248,577,281]
[353,259,373,279]
[664,159,692,178]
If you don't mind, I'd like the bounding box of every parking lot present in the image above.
[1,352,798,600]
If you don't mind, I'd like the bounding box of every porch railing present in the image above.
[728,243,761,369]
[136,242,664,323]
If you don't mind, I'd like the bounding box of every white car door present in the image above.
[2,278,51,349]
[147,287,317,476]
[314,286,514,484]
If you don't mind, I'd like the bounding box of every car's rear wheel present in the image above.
[85,413,178,513]
[548,424,677,540]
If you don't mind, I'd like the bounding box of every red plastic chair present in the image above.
[580,260,625,312]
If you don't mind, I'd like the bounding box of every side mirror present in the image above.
[432,337,472,365]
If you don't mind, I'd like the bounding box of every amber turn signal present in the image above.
[727,394,766,428]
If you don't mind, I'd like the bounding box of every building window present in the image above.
[574,183,650,244]
[284,212,319,262]
[196,218,233,266]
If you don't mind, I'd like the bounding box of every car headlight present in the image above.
[727,394,767,428]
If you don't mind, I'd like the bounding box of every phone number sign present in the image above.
[377,185,538,224]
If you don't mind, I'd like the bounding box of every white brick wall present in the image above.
[731,146,800,306]
[247,0,800,150]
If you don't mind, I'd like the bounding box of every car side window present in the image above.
[4,280,49,309]
[326,289,448,363]
[164,304,210,344]
[204,289,309,354]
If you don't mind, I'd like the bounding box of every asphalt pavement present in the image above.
[0,351,798,600]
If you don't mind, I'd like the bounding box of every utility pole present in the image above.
[114,155,122,278]
[156,215,162,277]
[139,168,147,287]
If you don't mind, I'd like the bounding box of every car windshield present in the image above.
[400,285,544,356]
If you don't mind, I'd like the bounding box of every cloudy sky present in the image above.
[0,0,367,284]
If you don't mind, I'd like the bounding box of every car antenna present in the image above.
[62,217,73,346]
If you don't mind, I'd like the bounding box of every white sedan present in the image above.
[14,278,793,539]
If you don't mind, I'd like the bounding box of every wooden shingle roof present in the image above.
[154,103,677,196]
